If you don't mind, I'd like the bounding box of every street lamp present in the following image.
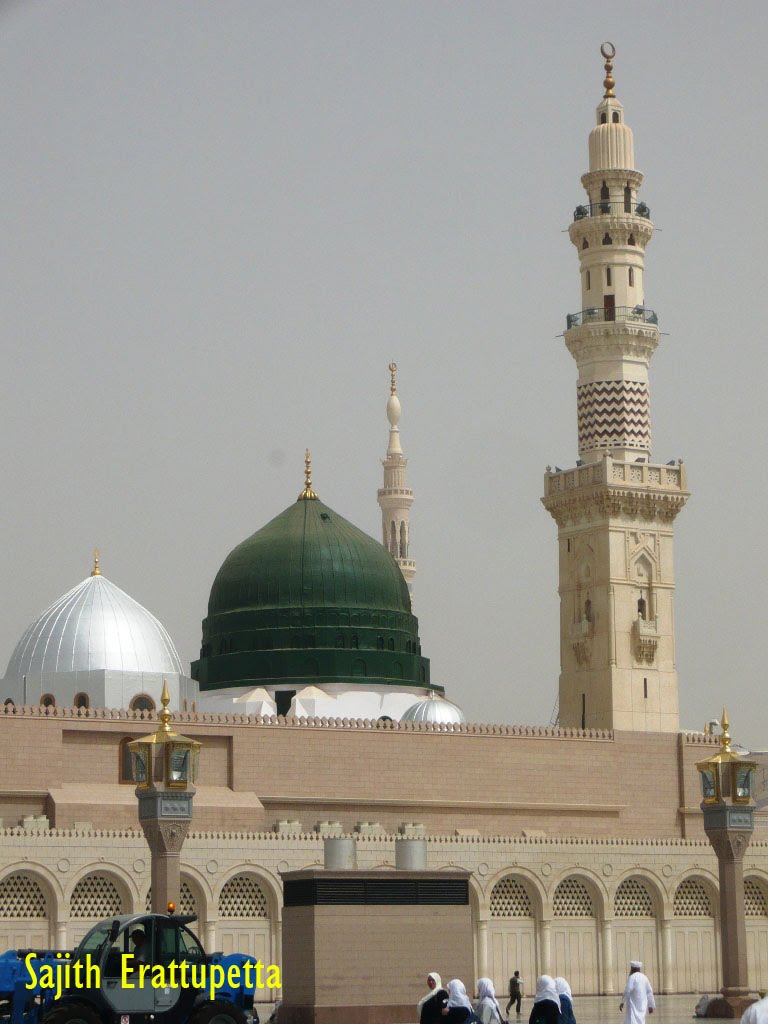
[696,709,757,1017]
[129,681,201,913]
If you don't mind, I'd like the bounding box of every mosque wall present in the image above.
[0,706,729,839]
[2,828,768,996]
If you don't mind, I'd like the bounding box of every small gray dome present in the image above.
[401,693,466,724]
[4,573,183,683]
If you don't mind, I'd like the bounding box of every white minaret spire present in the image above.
[542,44,689,733]
[377,361,416,598]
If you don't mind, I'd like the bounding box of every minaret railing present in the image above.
[566,305,658,329]
[574,200,650,220]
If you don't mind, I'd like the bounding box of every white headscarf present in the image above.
[447,980,474,1011]
[554,978,573,1004]
[533,976,560,1005]
[476,978,503,1022]
[417,974,444,1015]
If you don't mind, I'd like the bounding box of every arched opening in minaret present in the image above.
[602,233,612,245]
[584,597,593,623]
[606,268,612,287]
[637,596,647,620]
[613,111,620,123]
[600,181,610,213]
[628,233,636,246]
[399,521,407,558]
[600,112,607,124]
[390,521,397,556]
[582,238,589,250]
[629,267,635,287]
[624,185,632,212]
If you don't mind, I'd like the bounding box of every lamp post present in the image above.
[696,710,757,1018]
[128,681,201,913]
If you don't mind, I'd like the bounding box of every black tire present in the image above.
[43,1003,103,1024]
[189,1000,248,1024]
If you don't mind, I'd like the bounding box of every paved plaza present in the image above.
[254,994,711,1024]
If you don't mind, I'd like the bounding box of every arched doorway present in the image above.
[0,871,51,948]
[488,875,537,997]
[69,872,126,945]
[670,878,718,992]
[551,876,600,994]
[612,877,659,993]
[745,876,768,992]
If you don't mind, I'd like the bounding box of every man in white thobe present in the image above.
[741,994,768,1024]
[620,961,655,1024]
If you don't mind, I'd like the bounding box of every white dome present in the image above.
[4,573,183,683]
[401,693,466,724]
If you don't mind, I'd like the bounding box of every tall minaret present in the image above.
[542,44,689,733]
[377,362,416,597]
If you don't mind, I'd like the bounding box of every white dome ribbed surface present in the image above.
[4,574,183,682]
[401,693,466,724]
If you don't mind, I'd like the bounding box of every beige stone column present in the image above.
[204,919,217,952]
[709,830,751,997]
[539,919,552,975]
[659,918,673,993]
[601,918,615,994]
[140,820,190,912]
[55,918,68,949]
[477,919,489,979]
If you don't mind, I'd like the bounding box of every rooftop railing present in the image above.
[573,200,650,220]
[566,306,658,329]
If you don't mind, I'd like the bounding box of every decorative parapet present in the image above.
[633,617,659,663]
[542,455,689,527]
[0,701,614,739]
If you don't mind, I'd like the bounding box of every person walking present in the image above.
[554,979,575,1024]
[620,961,655,1024]
[506,972,524,1018]
[529,976,561,1024]
[475,978,504,1024]
[420,973,448,1024]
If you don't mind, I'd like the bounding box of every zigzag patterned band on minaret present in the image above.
[577,379,651,451]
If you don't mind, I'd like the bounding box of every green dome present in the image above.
[191,497,431,692]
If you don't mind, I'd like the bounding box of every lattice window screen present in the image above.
[745,879,768,917]
[71,874,123,918]
[614,878,655,917]
[673,879,713,917]
[0,873,47,918]
[490,877,533,918]
[145,882,197,915]
[218,875,268,919]
[553,877,594,918]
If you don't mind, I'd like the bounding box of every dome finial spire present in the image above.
[298,448,319,501]
[159,679,172,733]
[91,548,102,576]
[389,361,397,396]
[601,41,616,98]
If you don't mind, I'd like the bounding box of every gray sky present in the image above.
[2,1,767,748]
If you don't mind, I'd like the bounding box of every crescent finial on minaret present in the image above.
[601,41,616,98]
[389,361,397,396]
[91,548,102,576]
[297,448,319,501]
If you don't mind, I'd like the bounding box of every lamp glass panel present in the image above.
[131,747,148,784]
[169,746,190,783]
[735,766,753,800]
[700,767,717,801]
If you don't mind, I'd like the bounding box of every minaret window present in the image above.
[600,112,607,124]
[612,111,620,123]
[584,597,592,623]
[606,268,612,286]
[644,678,648,699]
[582,238,589,250]
[624,185,632,212]
[637,596,647,620]
[602,233,612,245]
[628,233,636,246]
[581,694,586,730]
[600,182,610,213]
[586,270,591,289]
[399,522,407,558]
[629,267,635,287]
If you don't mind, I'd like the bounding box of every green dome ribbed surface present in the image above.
[209,499,411,616]
[191,498,431,692]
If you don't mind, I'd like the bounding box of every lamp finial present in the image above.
[159,680,172,733]
[720,707,732,753]
[297,448,318,501]
[91,548,102,576]
[601,41,616,99]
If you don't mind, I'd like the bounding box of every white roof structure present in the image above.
[400,691,466,724]
[3,569,183,687]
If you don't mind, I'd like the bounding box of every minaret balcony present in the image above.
[633,617,659,664]
[566,306,658,330]
[573,200,650,220]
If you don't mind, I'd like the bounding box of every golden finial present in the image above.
[720,707,732,752]
[91,548,102,576]
[159,680,172,733]
[389,361,398,396]
[297,448,319,501]
[601,41,616,99]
